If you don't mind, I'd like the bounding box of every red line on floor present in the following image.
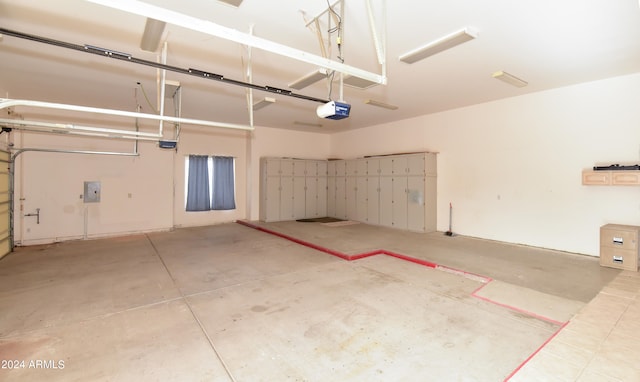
[236,220,570,380]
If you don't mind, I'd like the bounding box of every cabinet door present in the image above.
[367,158,380,176]
[305,161,318,177]
[266,158,281,176]
[317,176,327,217]
[612,172,640,185]
[356,177,368,222]
[317,161,328,177]
[335,160,346,176]
[265,176,281,222]
[366,176,379,224]
[379,176,393,227]
[392,156,408,175]
[356,159,367,177]
[392,176,408,230]
[335,177,347,219]
[346,160,358,177]
[280,176,294,220]
[280,159,294,176]
[327,176,336,217]
[345,176,357,220]
[293,160,306,177]
[407,176,425,232]
[293,176,306,219]
[379,157,393,176]
[582,171,610,185]
[327,161,337,177]
[407,154,426,176]
[305,176,318,217]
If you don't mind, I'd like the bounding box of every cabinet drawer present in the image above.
[582,170,610,185]
[600,247,638,271]
[612,171,640,185]
[600,225,639,251]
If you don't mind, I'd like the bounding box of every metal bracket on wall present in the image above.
[24,208,40,224]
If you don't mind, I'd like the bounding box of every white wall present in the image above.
[13,127,174,244]
[11,118,330,245]
[330,73,640,256]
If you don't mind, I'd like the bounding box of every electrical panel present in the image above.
[84,181,101,203]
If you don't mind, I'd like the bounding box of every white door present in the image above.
[293,176,306,219]
[265,176,281,222]
[327,176,336,217]
[316,176,327,217]
[335,177,346,219]
[305,176,318,217]
[407,176,425,232]
[366,176,379,225]
[345,176,357,220]
[356,177,367,222]
[392,176,408,230]
[280,176,294,220]
[379,176,393,227]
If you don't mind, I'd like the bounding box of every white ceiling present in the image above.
[1,0,639,133]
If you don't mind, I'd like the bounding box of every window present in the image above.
[185,155,236,211]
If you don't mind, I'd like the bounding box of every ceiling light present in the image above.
[294,121,323,128]
[140,18,166,52]
[288,69,328,90]
[399,27,478,64]
[492,71,528,88]
[218,0,243,6]
[253,97,276,111]
[364,99,398,110]
[164,80,180,99]
[344,75,379,90]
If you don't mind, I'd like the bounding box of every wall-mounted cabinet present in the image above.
[582,170,640,186]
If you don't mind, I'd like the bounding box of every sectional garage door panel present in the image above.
[0,150,11,259]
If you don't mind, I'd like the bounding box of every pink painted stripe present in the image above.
[502,321,569,381]
[471,284,566,326]
[236,219,570,380]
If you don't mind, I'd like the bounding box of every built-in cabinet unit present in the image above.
[260,153,437,233]
[327,153,437,232]
[582,170,640,185]
[259,158,327,222]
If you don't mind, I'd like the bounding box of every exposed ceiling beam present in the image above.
[86,0,387,86]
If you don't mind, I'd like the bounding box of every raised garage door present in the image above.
[0,150,11,259]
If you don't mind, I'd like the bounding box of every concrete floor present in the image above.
[0,221,636,381]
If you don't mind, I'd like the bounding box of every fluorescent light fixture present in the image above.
[253,97,276,110]
[294,121,323,128]
[140,18,166,52]
[288,69,328,90]
[164,80,180,98]
[492,71,528,88]
[364,99,398,110]
[218,0,243,6]
[88,0,386,86]
[344,75,379,90]
[399,27,478,64]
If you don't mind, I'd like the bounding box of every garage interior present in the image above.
[1,1,640,381]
